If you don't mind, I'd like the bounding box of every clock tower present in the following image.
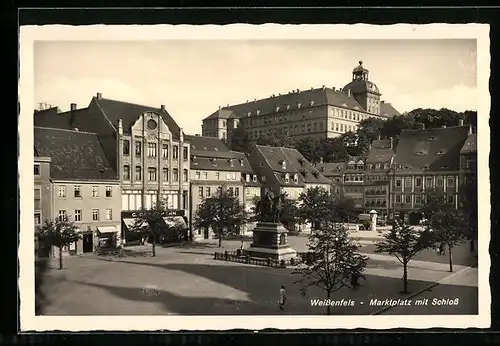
[342,61,382,115]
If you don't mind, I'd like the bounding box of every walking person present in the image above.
[439,242,445,256]
[278,286,287,311]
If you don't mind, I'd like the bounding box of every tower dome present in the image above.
[342,60,382,115]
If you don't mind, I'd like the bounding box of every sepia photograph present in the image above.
[19,23,490,331]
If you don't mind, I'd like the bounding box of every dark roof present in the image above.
[34,127,117,181]
[394,125,470,173]
[203,87,367,121]
[255,145,331,186]
[315,162,345,176]
[380,101,401,118]
[94,97,181,139]
[34,107,74,130]
[184,135,233,158]
[190,157,241,172]
[365,139,395,164]
[342,79,381,96]
[230,151,255,174]
[460,133,477,154]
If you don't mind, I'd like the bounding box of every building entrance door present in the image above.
[82,233,93,253]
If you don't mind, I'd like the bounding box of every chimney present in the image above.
[118,119,123,136]
[179,128,184,142]
[70,103,77,111]
[160,104,166,112]
[347,89,352,97]
[96,92,102,100]
[332,87,336,91]
[458,119,464,126]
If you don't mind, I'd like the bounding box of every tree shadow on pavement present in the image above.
[67,260,478,315]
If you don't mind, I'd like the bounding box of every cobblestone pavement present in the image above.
[37,236,478,316]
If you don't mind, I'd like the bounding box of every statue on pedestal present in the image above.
[256,190,283,223]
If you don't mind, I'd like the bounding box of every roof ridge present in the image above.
[99,97,167,112]
[94,98,117,132]
[34,126,98,135]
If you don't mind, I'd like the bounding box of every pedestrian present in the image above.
[240,240,244,250]
[439,242,445,255]
[278,285,287,310]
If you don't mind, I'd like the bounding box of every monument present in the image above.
[245,190,298,261]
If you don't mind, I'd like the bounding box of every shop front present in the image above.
[95,225,121,254]
[121,210,187,245]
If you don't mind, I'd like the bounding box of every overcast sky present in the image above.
[34,39,477,135]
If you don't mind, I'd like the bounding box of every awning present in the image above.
[97,226,118,234]
[123,218,148,231]
[163,216,187,228]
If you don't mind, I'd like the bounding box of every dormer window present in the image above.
[256,110,261,115]
[436,150,446,155]
[422,165,430,170]
[260,162,264,167]
[214,148,219,152]
[297,103,302,108]
[293,173,299,183]
[367,164,373,169]
[229,159,234,167]
[212,158,217,167]
[276,106,280,112]
[253,175,257,182]
[284,173,290,183]
[286,105,291,110]
[416,151,427,156]
[247,112,251,117]
[310,100,315,106]
[240,159,244,166]
[246,174,250,183]
[312,171,319,178]
[281,160,286,170]
[298,158,304,166]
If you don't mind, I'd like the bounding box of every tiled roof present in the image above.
[203,87,367,121]
[255,145,331,185]
[230,151,255,174]
[184,135,233,159]
[366,139,394,163]
[460,133,477,154]
[380,101,401,118]
[93,97,181,139]
[190,157,241,172]
[315,162,345,176]
[34,127,117,181]
[205,109,236,120]
[34,108,74,130]
[394,125,470,173]
[342,79,381,96]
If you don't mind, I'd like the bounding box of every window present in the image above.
[405,195,411,204]
[216,172,220,180]
[123,165,130,180]
[173,168,179,182]
[228,187,234,196]
[198,187,203,197]
[135,141,142,157]
[447,195,454,204]
[34,212,41,225]
[147,143,157,158]
[163,168,169,182]
[423,176,432,188]
[74,185,81,198]
[148,167,157,181]
[135,166,142,180]
[206,187,211,197]
[447,176,455,187]
[415,195,422,205]
[232,172,237,180]
[105,209,112,220]
[58,186,67,198]
[195,171,201,180]
[183,169,188,182]
[436,176,443,187]
[92,209,99,221]
[34,188,41,209]
[92,186,99,197]
[246,189,250,196]
[294,173,299,183]
[34,164,40,176]
[395,195,402,203]
[202,172,208,180]
[404,177,411,188]
[58,210,67,221]
[284,173,290,183]
[74,210,82,222]
[123,140,130,155]
[415,177,422,187]
[173,145,179,159]
[105,186,112,197]
[226,173,231,180]
[183,146,188,161]
[235,187,240,197]
[162,144,169,159]
[253,175,257,182]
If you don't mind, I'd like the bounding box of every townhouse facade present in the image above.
[34,127,121,255]
[202,61,401,144]
[247,145,331,201]
[342,157,365,209]
[34,94,190,243]
[389,123,472,223]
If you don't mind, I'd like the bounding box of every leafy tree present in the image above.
[294,138,323,163]
[36,218,81,270]
[374,220,433,293]
[355,118,386,156]
[278,194,300,232]
[298,187,336,231]
[228,126,252,153]
[193,187,247,247]
[132,198,175,257]
[293,223,368,315]
[428,210,468,272]
[340,132,364,157]
[319,138,349,163]
[421,189,449,220]
[333,196,359,223]
[257,129,295,148]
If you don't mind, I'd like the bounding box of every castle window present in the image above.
[284,173,290,183]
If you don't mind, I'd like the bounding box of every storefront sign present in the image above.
[121,209,185,219]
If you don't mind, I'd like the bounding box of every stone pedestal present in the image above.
[369,210,378,232]
[245,222,297,261]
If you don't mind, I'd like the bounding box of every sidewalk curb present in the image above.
[371,264,477,315]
